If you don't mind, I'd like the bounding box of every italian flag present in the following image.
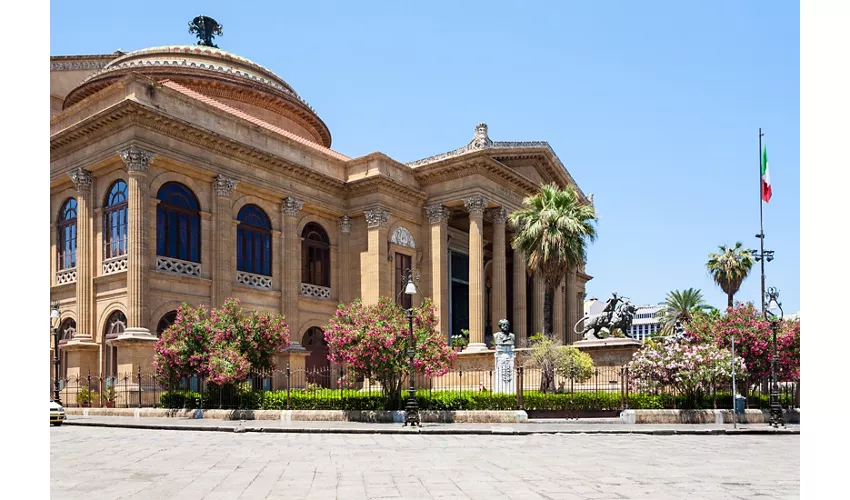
[761,144,772,203]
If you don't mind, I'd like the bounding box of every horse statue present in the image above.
[574,296,637,340]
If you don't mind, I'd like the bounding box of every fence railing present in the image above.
[51,365,800,413]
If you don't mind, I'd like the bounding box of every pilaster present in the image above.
[212,175,237,307]
[338,216,352,304]
[362,207,390,305]
[70,168,94,340]
[282,197,303,345]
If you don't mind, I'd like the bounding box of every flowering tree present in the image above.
[628,339,746,406]
[526,334,594,392]
[324,298,456,407]
[153,298,291,385]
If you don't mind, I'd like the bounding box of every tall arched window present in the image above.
[237,205,272,276]
[103,180,128,259]
[156,182,201,262]
[156,311,178,338]
[57,198,78,270]
[301,223,330,287]
[103,311,126,379]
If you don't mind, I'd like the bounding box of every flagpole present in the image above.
[758,128,765,314]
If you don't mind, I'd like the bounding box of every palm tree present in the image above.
[657,288,711,335]
[509,184,597,339]
[706,243,755,309]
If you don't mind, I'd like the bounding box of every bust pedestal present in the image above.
[493,345,516,394]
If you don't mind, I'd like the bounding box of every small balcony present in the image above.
[300,283,331,299]
[156,256,201,277]
[102,255,128,275]
[236,271,272,290]
[56,267,77,285]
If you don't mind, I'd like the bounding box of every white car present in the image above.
[50,400,65,426]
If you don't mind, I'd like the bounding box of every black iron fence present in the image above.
[51,366,800,414]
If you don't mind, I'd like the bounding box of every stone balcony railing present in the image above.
[156,256,201,277]
[301,283,331,299]
[236,271,272,290]
[102,255,128,275]
[56,267,77,285]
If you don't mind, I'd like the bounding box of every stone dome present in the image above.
[63,45,332,147]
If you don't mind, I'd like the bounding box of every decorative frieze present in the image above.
[236,271,272,290]
[56,268,77,285]
[424,205,452,224]
[301,283,331,299]
[119,146,155,173]
[339,215,352,234]
[213,175,238,197]
[102,255,128,275]
[364,208,390,228]
[282,197,304,217]
[464,195,489,217]
[485,207,509,224]
[69,168,92,192]
[391,227,416,249]
[51,60,110,72]
[156,256,201,277]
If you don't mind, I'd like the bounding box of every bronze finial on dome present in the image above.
[188,16,223,48]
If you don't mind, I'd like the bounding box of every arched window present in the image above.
[58,318,76,379]
[156,182,201,262]
[103,180,128,259]
[57,198,78,270]
[301,223,330,287]
[103,311,126,379]
[237,205,272,276]
[156,311,178,338]
[302,327,330,387]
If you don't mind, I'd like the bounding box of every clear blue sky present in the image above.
[51,1,800,313]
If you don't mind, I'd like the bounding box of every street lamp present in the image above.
[50,300,62,405]
[765,287,784,428]
[749,245,774,314]
[402,268,420,427]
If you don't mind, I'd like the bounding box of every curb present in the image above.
[62,420,800,436]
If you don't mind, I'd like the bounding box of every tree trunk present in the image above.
[727,293,734,310]
[543,284,555,337]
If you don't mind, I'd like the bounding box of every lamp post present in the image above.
[402,268,420,427]
[50,300,62,405]
[765,287,784,428]
[749,246,774,313]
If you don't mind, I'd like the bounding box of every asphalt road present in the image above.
[50,426,799,500]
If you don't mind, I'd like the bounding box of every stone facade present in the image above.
[49,45,592,380]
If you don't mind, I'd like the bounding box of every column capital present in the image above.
[364,207,390,228]
[213,175,238,197]
[424,204,452,224]
[484,207,509,224]
[463,195,489,217]
[119,146,155,173]
[282,197,304,217]
[339,215,352,234]
[69,168,92,193]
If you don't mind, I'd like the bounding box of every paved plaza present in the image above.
[51,426,799,500]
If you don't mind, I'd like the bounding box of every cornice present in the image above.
[51,60,111,72]
[345,176,428,204]
[50,100,346,198]
[414,155,538,196]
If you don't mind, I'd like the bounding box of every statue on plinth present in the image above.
[493,319,516,394]
[494,319,516,348]
[574,291,638,340]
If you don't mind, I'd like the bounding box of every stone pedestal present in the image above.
[572,338,641,368]
[112,335,157,376]
[273,347,310,390]
[494,345,516,394]
[61,340,99,380]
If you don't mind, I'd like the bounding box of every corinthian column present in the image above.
[566,268,578,344]
[486,208,508,335]
[338,216,352,303]
[513,248,528,347]
[120,146,155,337]
[362,207,390,305]
[70,168,94,340]
[464,195,488,352]
[281,197,303,343]
[425,204,451,340]
[212,175,237,307]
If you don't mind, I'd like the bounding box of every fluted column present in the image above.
[362,207,390,305]
[212,175,237,307]
[120,146,154,336]
[464,195,488,352]
[566,268,578,344]
[425,205,451,340]
[554,280,565,343]
[513,248,528,347]
[534,274,545,337]
[486,208,508,334]
[282,197,303,344]
[70,168,94,339]
[338,216,352,303]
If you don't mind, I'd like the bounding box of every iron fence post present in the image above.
[87,370,92,408]
[286,363,291,411]
[137,366,142,408]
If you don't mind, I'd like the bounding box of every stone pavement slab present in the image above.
[51,426,799,500]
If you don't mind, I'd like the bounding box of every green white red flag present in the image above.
[761,144,772,203]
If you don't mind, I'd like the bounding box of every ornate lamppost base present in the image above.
[403,394,420,427]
